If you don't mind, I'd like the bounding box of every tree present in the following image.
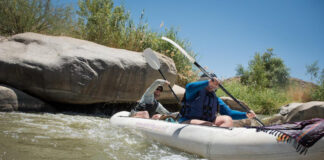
[236,48,290,88]
[306,61,324,100]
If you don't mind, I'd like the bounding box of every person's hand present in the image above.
[208,77,220,89]
[164,80,170,85]
[246,110,256,119]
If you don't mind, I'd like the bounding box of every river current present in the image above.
[0,112,205,160]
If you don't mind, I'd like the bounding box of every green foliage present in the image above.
[306,61,324,101]
[217,80,289,115]
[76,0,197,85]
[76,0,158,50]
[0,0,75,36]
[312,84,324,101]
[236,49,290,88]
[153,28,198,86]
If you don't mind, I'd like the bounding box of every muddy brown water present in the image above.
[0,112,205,160]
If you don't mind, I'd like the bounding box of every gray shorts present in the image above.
[130,109,137,117]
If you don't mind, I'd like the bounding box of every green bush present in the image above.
[76,0,197,86]
[216,80,289,115]
[236,49,290,88]
[0,0,74,36]
[311,84,324,101]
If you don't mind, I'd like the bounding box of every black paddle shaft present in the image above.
[158,69,181,104]
[193,62,265,126]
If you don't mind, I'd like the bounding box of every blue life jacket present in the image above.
[180,89,219,122]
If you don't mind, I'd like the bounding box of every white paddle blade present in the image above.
[143,48,161,70]
[161,37,196,63]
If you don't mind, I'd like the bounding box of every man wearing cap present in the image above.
[178,73,256,127]
[131,79,171,119]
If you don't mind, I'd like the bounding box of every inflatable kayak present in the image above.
[110,111,324,160]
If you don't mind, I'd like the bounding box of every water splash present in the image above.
[0,112,205,160]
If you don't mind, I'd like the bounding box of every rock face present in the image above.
[219,96,249,112]
[284,101,324,122]
[0,85,55,112]
[159,84,185,104]
[0,33,177,104]
[279,103,303,116]
[263,101,324,125]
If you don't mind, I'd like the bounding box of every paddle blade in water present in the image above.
[143,48,161,70]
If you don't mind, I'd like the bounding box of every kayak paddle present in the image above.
[161,37,265,126]
[143,48,181,104]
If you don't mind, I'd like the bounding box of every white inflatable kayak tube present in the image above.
[110,111,324,160]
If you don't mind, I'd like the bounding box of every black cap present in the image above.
[156,86,163,92]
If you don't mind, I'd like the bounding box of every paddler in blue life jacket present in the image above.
[131,79,171,119]
[178,73,256,127]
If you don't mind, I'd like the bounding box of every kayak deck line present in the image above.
[110,111,324,160]
[117,115,234,130]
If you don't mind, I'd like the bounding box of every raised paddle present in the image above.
[161,37,265,126]
[143,48,181,104]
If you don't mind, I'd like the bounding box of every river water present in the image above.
[0,112,205,160]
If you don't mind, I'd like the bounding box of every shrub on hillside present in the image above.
[236,49,290,88]
[77,0,198,86]
[306,61,324,101]
[216,80,288,115]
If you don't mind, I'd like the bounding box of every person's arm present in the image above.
[218,97,247,120]
[185,80,209,100]
[155,103,170,115]
[140,79,166,104]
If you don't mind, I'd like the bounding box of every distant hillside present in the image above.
[223,76,317,89]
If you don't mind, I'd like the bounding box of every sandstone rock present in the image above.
[233,119,252,127]
[159,84,185,104]
[219,96,249,112]
[279,102,303,116]
[283,101,324,123]
[0,85,18,111]
[0,36,6,42]
[0,32,177,104]
[0,85,55,112]
[262,114,284,125]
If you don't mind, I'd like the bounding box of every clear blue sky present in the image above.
[64,0,324,83]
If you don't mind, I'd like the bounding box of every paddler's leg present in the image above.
[133,111,150,119]
[182,119,214,126]
[214,115,233,127]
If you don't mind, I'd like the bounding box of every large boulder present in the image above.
[0,36,6,42]
[263,101,324,125]
[279,102,303,116]
[0,85,55,112]
[159,84,185,104]
[284,101,324,122]
[0,33,177,104]
[219,96,249,112]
